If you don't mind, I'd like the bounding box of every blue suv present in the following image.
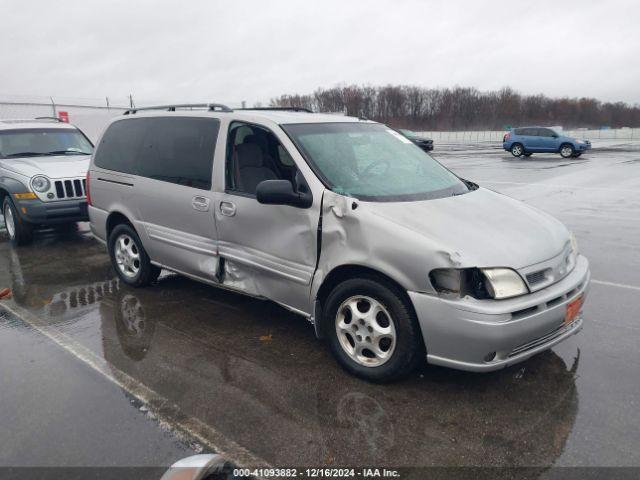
[503,127,591,158]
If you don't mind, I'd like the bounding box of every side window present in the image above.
[538,128,555,137]
[225,122,302,196]
[94,119,146,174]
[514,128,527,136]
[137,117,219,190]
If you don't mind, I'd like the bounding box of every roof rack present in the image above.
[34,116,64,122]
[239,106,313,113]
[123,103,233,115]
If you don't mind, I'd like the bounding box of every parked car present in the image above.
[397,128,434,151]
[0,118,93,245]
[503,127,591,158]
[87,104,590,382]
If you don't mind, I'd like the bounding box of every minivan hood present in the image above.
[0,155,90,179]
[367,188,569,269]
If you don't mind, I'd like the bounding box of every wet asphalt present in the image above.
[0,145,639,474]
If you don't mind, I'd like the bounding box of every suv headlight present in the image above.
[31,175,51,193]
[430,267,528,300]
[481,268,528,299]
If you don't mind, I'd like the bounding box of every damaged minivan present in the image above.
[88,104,590,382]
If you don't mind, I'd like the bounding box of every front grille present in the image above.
[526,270,547,285]
[54,178,86,199]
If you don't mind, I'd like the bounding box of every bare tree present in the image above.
[271,85,640,130]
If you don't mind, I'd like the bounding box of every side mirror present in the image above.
[256,180,312,208]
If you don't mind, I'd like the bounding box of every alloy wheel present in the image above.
[114,234,141,278]
[4,203,15,239]
[335,296,397,367]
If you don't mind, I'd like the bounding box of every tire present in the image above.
[108,223,161,287]
[510,143,524,157]
[323,276,423,383]
[3,196,33,246]
[559,144,575,158]
[524,153,533,157]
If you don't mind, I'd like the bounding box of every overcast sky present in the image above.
[1,0,639,107]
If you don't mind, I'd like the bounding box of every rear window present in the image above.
[94,117,219,190]
[94,120,144,174]
[514,128,537,136]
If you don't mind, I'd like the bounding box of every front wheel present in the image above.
[510,143,524,157]
[324,277,423,383]
[560,144,575,158]
[108,224,161,287]
[3,196,33,246]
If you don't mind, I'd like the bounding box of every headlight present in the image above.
[481,268,528,299]
[575,139,584,144]
[430,267,528,300]
[31,175,51,193]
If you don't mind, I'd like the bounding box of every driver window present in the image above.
[225,122,304,196]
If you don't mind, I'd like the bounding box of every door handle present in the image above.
[220,201,236,217]
[192,196,211,212]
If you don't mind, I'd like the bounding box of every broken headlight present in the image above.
[430,267,528,300]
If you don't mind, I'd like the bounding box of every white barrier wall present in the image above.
[417,128,640,143]
[0,102,126,142]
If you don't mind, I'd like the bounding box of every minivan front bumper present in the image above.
[409,255,590,372]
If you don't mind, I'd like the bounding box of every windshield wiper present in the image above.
[46,150,92,156]
[3,152,54,158]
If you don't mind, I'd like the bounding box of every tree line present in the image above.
[271,85,640,130]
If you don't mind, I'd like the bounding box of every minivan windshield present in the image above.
[283,123,468,201]
[0,128,94,159]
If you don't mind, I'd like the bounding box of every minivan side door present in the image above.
[133,116,222,281]
[212,120,320,315]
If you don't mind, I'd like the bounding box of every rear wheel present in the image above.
[108,223,160,287]
[324,277,423,383]
[510,143,524,157]
[560,144,575,158]
[3,196,33,246]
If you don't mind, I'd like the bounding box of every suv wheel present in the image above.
[560,144,575,158]
[108,224,161,287]
[510,143,524,157]
[3,196,33,246]
[324,277,423,383]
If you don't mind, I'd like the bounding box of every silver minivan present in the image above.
[88,104,590,382]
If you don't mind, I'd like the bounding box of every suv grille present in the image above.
[54,179,86,199]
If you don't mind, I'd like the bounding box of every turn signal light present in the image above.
[14,192,37,199]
